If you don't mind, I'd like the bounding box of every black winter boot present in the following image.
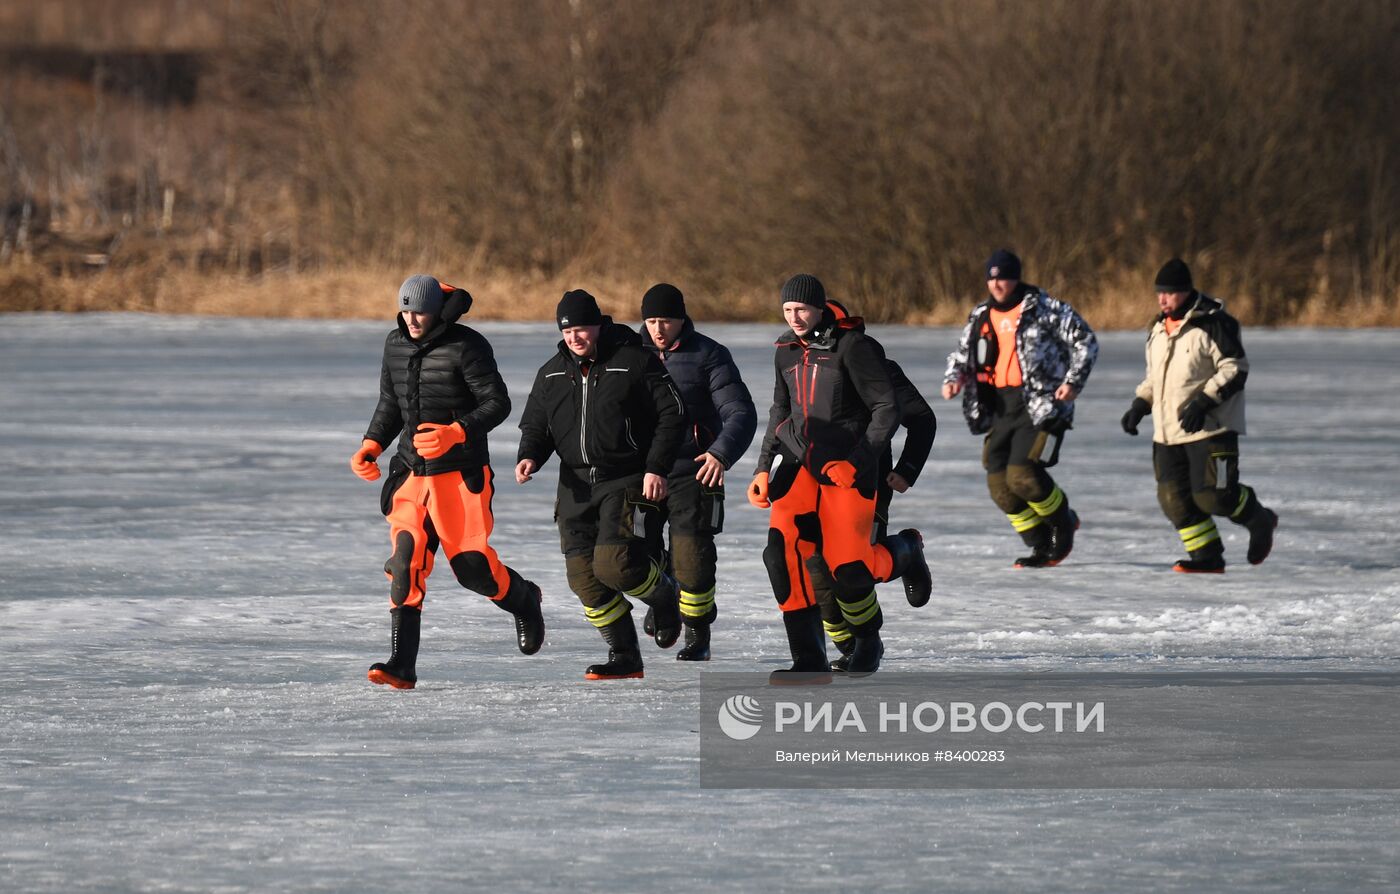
[883,529,932,607]
[641,569,682,649]
[1049,507,1080,564]
[1173,541,1226,574]
[829,637,857,673]
[585,616,645,680]
[368,606,420,689]
[677,619,712,662]
[495,570,545,655]
[1014,524,1056,569]
[770,606,831,685]
[1245,506,1278,566]
[846,633,884,677]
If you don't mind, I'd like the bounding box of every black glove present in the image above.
[1036,415,1069,434]
[1178,394,1217,434]
[1120,397,1151,436]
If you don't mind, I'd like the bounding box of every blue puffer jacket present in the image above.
[638,318,757,477]
[943,284,1098,433]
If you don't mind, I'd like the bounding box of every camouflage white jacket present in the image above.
[943,285,1099,434]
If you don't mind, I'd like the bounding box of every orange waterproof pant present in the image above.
[384,468,511,610]
[765,465,894,612]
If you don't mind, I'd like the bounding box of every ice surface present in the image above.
[2,313,1398,892]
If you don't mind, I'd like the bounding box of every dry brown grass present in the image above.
[4,0,1399,328]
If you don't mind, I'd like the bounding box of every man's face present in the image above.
[783,302,824,337]
[562,324,602,357]
[402,311,436,340]
[1157,290,1192,316]
[987,278,1019,303]
[645,317,685,350]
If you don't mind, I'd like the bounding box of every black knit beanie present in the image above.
[1154,258,1193,292]
[780,273,826,308]
[557,289,604,330]
[985,249,1021,281]
[641,283,687,320]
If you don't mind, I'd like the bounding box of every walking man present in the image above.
[941,250,1098,567]
[351,274,545,690]
[1120,258,1278,572]
[516,289,685,679]
[637,283,757,661]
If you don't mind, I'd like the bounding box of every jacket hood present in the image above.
[1154,291,1223,327]
[394,283,473,341]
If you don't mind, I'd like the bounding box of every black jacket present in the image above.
[638,318,757,478]
[363,287,510,476]
[885,358,936,485]
[756,309,899,485]
[518,319,685,482]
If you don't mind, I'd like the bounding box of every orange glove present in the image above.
[412,422,467,459]
[350,439,383,481]
[822,460,857,489]
[748,472,771,509]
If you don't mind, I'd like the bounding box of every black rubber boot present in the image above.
[643,605,656,638]
[846,633,884,677]
[1245,506,1278,566]
[1049,507,1079,564]
[368,606,420,689]
[677,617,712,662]
[1014,524,1056,568]
[496,570,545,655]
[769,606,831,685]
[585,616,645,680]
[1173,540,1226,574]
[883,529,932,607]
[829,637,856,673]
[641,569,682,649]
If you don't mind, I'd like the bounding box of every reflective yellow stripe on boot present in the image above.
[583,594,631,628]
[1007,507,1043,533]
[1178,519,1221,552]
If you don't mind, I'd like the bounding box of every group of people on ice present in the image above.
[349,251,1278,688]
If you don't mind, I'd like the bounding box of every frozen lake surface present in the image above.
[2,313,1398,892]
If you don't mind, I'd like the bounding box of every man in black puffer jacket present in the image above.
[351,274,545,690]
[635,283,757,662]
[516,289,685,680]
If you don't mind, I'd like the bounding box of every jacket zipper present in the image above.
[580,366,594,482]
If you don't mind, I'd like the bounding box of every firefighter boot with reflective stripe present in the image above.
[629,562,681,649]
[883,529,932,607]
[769,606,832,685]
[496,570,545,655]
[1173,542,1226,574]
[585,616,645,680]
[368,606,420,689]
[1173,519,1224,573]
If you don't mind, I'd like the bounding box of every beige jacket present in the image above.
[1134,293,1248,445]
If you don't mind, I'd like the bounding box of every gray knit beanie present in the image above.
[398,274,445,315]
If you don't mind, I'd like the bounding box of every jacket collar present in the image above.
[775,307,839,348]
[636,316,695,355]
